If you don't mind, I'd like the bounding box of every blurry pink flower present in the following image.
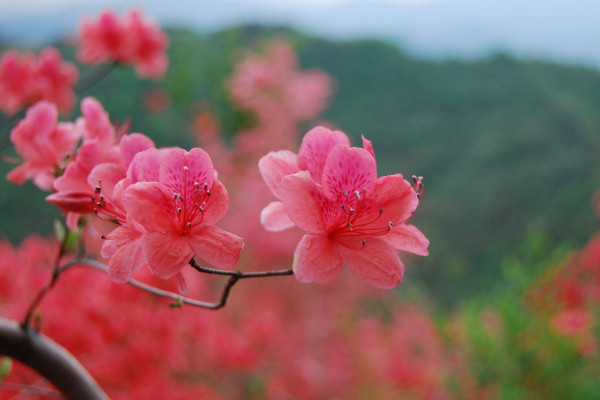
[7,101,80,190]
[259,126,428,288]
[34,47,79,114]
[102,147,243,284]
[77,9,169,79]
[0,50,37,115]
[0,47,78,115]
[228,40,330,125]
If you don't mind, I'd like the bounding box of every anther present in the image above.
[199,206,204,212]
[183,166,189,171]
[173,193,178,200]
[350,208,355,215]
[100,234,105,239]
[354,190,360,200]
[341,205,346,211]
[379,209,383,215]
[344,190,348,197]
[206,190,211,196]
[204,183,208,190]
[361,240,366,248]
[187,222,191,228]
[388,221,393,229]
[94,186,101,193]
[177,208,182,214]
[96,202,102,207]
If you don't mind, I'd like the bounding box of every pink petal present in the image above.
[362,135,376,160]
[159,148,215,200]
[260,201,295,232]
[188,225,244,270]
[80,97,115,148]
[381,224,429,256]
[322,145,377,201]
[370,175,419,226]
[278,171,325,234]
[293,233,342,283]
[200,179,229,225]
[107,238,144,282]
[87,162,125,198]
[258,150,300,198]
[175,272,189,295]
[119,132,155,167]
[298,126,350,184]
[46,190,95,214]
[142,232,193,279]
[122,182,174,232]
[336,237,404,289]
[127,147,165,183]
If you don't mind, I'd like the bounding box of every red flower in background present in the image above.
[0,47,78,115]
[78,9,169,79]
[6,101,80,190]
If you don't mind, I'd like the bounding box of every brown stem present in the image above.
[0,318,109,400]
[60,259,294,310]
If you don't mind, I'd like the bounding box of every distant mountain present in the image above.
[1,0,600,68]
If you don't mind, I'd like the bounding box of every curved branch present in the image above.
[0,317,109,400]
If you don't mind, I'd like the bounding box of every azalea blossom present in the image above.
[259,126,428,288]
[0,47,78,115]
[47,97,154,230]
[7,101,80,190]
[77,9,169,79]
[97,147,243,289]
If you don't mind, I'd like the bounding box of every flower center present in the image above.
[172,169,211,235]
[326,189,392,248]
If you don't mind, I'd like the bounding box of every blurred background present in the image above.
[1,1,600,398]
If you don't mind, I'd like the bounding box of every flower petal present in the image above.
[260,201,295,232]
[159,147,215,199]
[119,132,155,167]
[322,145,377,201]
[362,134,375,160]
[107,237,144,282]
[370,175,419,226]
[200,179,229,225]
[258,150,300,198]
[142,232,193,279]
[336,237,404,289]
[188,225,244,270]
[298,126,350,184]
[127,147,165,183]
[381,224,429,256]
[122,181,174,232]
[278,171,325,233]
[293,233,342,283]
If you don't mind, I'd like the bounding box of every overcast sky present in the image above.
[0,0,451,17]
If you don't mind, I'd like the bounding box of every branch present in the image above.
[61,259,294,310]
[0,317,109,400]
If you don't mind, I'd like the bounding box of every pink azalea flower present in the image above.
[0,50,37,115]
[259,126,428,288]
[77,9,169,79]
[100,147,244,286]
[7,101,80,190]
[34,47,79,114]
[47,97,154,229]
[0,47,78,115]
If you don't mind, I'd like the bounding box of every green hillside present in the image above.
[1,26,599,305]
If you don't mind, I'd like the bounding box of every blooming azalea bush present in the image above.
[1,7,599,400]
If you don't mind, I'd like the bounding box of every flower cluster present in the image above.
[260,126,429,288]
[78,9,169,79]
[0,47,78,115]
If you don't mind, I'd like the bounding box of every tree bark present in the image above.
[0,317,109,400]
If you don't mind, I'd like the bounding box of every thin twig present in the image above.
[59,258,294,310]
